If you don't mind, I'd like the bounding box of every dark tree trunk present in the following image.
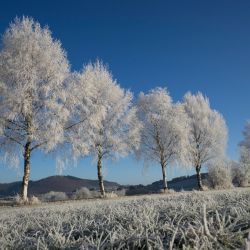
[161,163,168,191]
[155,128,168,192]
[196,165,203,190]
[97,147,105,197]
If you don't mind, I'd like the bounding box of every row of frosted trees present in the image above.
[0,17,247,201]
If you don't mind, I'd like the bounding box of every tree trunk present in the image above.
[97,146,105,197]
[20,115,32,201]
[161,163,168,191]
[196,165,203,190]
[20,141,31,201]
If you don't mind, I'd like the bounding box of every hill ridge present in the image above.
[0,175,121,196]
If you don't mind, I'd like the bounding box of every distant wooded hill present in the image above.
[0,173,208,197]
[0,176,120,197]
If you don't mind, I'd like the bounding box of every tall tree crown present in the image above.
[183,92,228,166]
[66,61,141,160]
[0,17,70,165]
[136,87,189,166]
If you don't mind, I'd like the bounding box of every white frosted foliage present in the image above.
[67,61,141,159]
[66,61,141,195]
[183,92,228,189]
[136,88,189,190]
[0,17,70,199]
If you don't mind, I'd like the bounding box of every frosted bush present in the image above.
[90,190,101,198]
[232,147,250,187]
[42,191,68,202]
[73,187,91,199]
[208,161,233,189]
[14,194,25,205]
[29,196,41,205]
[232,165,250,187]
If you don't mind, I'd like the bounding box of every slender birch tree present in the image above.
[0,17,70,201]
[136,88,188,191]
[183,92,227,190]
[66,62,141,196]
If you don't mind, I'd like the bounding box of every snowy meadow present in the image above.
[0,188,249,249]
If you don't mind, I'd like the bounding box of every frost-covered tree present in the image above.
[238,146,250,186]
[183,92,227,190]
[0,17,70,201]
[231,147,250,187]
[236,121,250,186]
[136,88,189,191]
[67,62,141,196]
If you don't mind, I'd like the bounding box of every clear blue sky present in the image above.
[0,0,249,184]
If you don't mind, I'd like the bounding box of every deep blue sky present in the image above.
[0,0,249,184]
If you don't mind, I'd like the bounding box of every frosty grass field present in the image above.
[0,188,249,249]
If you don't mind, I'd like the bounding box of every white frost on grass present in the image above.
[0,188,249,249]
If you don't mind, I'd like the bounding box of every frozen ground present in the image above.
[0,188,249,249]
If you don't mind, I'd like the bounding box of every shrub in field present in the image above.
[73,187,91,199]
[90,190,101,198]
[72,188,102,199]
[232,162,250,187]
[208,161,233,189]
[42,191,68,202]
[235,146,250,187]
[14,194,25,205]
[29,196,41,205]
